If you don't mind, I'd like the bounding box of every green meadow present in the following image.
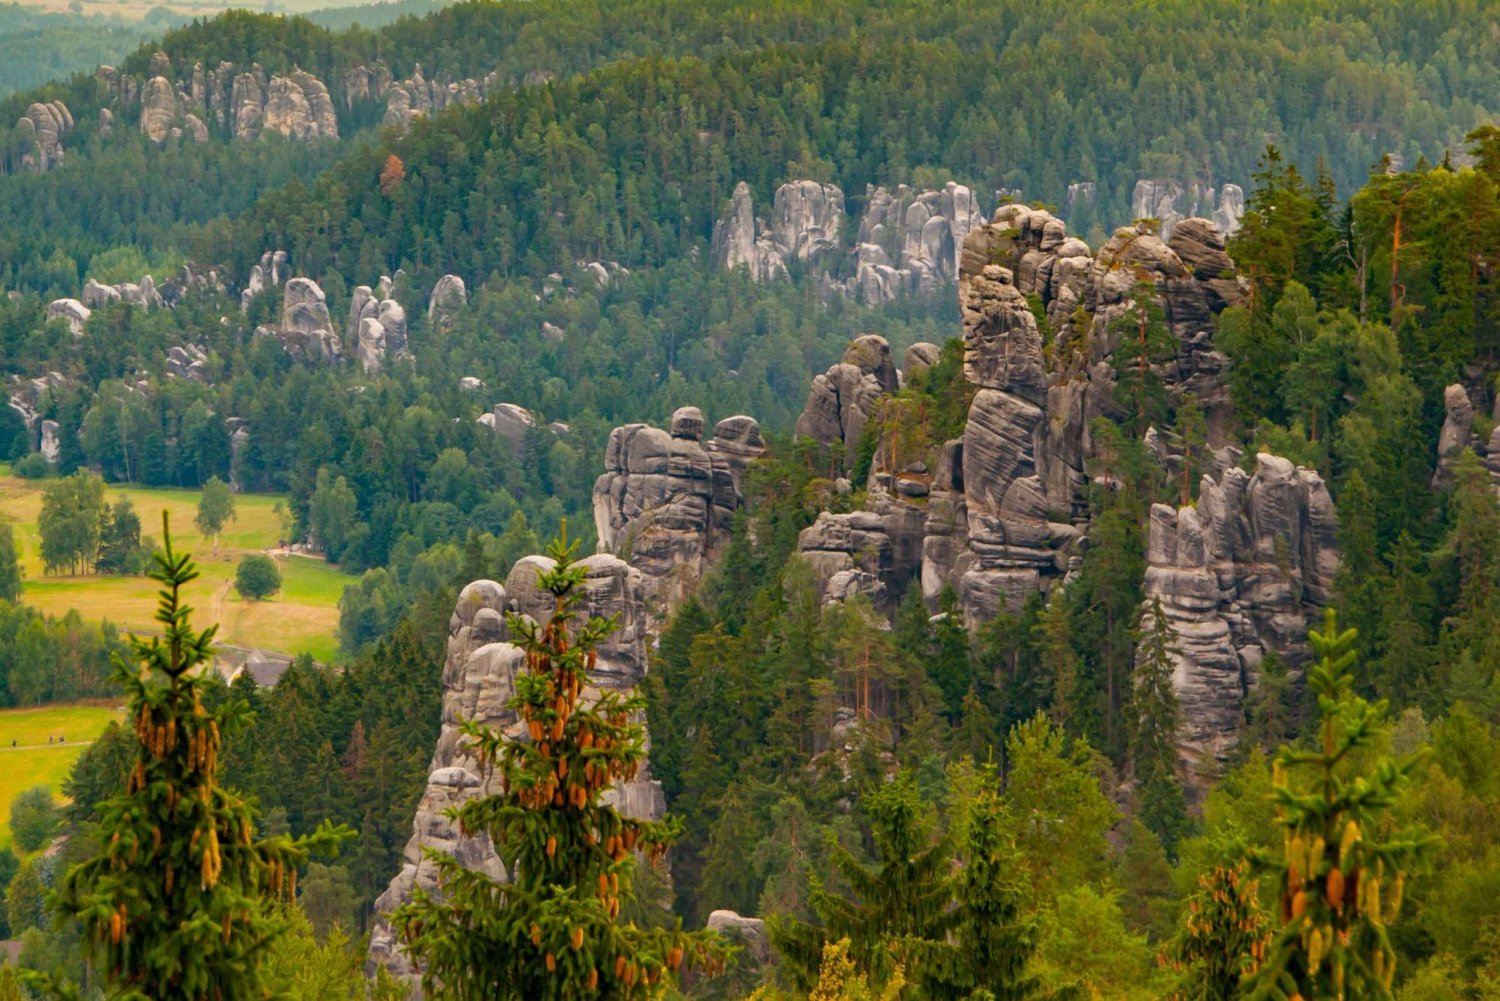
[0,470,352,663]
[0,703,121,851]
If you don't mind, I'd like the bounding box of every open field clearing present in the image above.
[0,703,121,851]
[0,471,350,663]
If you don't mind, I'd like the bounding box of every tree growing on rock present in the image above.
[394,531,726,999]
[46,516,348,999]
[1243,610,1433,1001]
[1129,598,1191,855]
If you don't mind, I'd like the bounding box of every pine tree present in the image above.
[47,516,349,999]
[1244,610,1434,1000]
[1173,392,1207,505]
[1110,280,1175,435]
[915,766,1047,1001]
[394,531,726,999]
[1129,598,1190,854]
[770,772,955,990]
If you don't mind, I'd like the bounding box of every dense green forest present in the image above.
[0,0,1498,997]
[4,0,1500,291]
[0,7,156,99]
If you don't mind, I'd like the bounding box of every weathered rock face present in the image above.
[1131,179,1245,240]
[710,180,845,281]
[1433,383,1477,488]
[101,57,340,145]
[902,342,941,383]
[12,101,73,172]
[786,203,1249,630]
[1139,454,1338,772]
[367,553,663,979]
[166,344,210,382]
[843,182,986,304]
[373,62,501,130]
[706,910,769,963]
[45,298,91,336]
[239,254,281,311]
[274,277,342,363]
[140,76,180,142]
[347,285,411,373]
[428,274,467,328]
[793,334,899,464]
[593,409,766,615]
[476,402,537,454]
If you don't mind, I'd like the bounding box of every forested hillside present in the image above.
[0,0,1498,997]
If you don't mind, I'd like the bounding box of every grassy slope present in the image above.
[0,471,350,662]
[0,703,120,851]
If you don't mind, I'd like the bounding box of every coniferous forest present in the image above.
[0,0,1498,998]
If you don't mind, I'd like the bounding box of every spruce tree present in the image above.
[1244,610,1434,1001]
[1129,598,1190,854]
[394,532,725,999]
[1166,855,1272,1001]
[47,516,348,999]
[770,772,955,991]
[915,766,1047,1001]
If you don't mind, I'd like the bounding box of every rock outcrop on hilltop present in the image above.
[348,285,411,374]
[592,407,766,616]
[12,101,73,172]
[272,277,342,363]
[1139,454,1338,773]
[367,552,661,980]
[101,58,340,144]
[842,182,985,304]
[710,180,846,283]
[1131,179,1245,239]
[710,178,985,304]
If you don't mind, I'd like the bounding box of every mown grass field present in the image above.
[0,703,121,851]
[0,471,351,662]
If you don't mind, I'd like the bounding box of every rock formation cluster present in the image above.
[781,202,1323,769]
[348,283,411,374]
[367,551,661,979]
[1140,454,1338,772]
[592,407,766,616]
[97,54,509,148]
[12,101,73,172]
[101,58,339,144]
[840,182,985,304]
[710,180,845,283]
[1131,179,1244,239]
[271,277,343,364]
[710,179,985,304]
